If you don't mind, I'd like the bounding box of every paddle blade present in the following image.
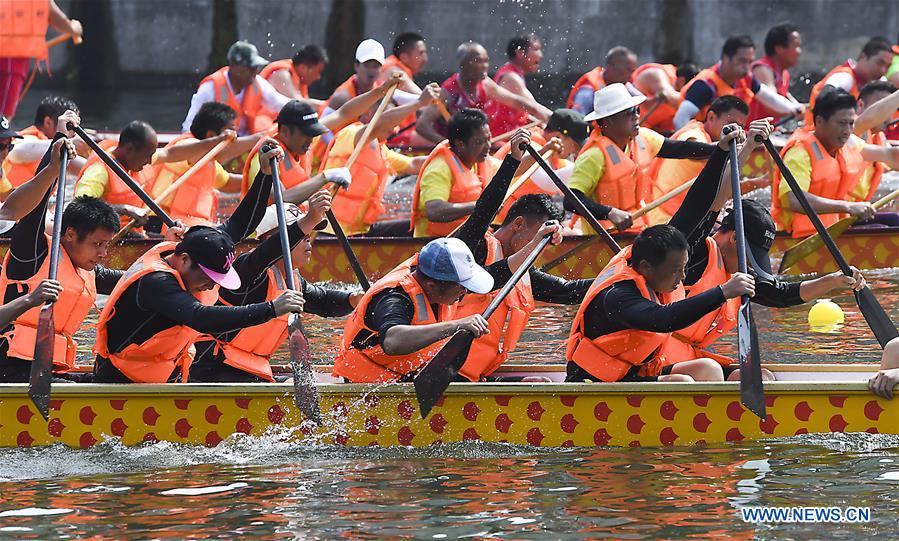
[413,331,475,418]
[29,304,55,421]
[778,216,855,273]
[855,287,899,348]
[288,315,322,425]
[738,302,766,420]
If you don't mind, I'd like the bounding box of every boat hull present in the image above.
[0,365,889,449]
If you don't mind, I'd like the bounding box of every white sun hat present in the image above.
[583,83,647,122]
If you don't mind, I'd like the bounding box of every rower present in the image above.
[748,22,803,123]
[648,95,750,225]
[415,41,551,144]
[805,37,894,127]
[190,194,361,383]
[182,40,291,136]
[92,145,305,384]
[332,221,562,383]
[151,102,261,226]
[674,35,802,130]
[567,46,640,116]
[0,112,125,383]
[491,108,589,224]
[2,96,85,196]
[566,83,718,233]
[0,116,21,204]
[657,120,866,380]
[74,120,233,231]
[631,62,699,134]
[411,108,500,237]
[378,32,430,147]
[260,44,328,107]
[0,0,82,118]
[320,83,441,237]
[485,34,545,136]
[772,88,899,238]
[321,39,386,117]
[852,82,898,207]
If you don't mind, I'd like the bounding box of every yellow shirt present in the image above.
[413,154,500,237]
[648,124,708,224]
[74,151,159,199]
[568,127,666,198]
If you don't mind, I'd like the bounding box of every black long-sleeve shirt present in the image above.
[96,170,275,361]
[564,137,718,219]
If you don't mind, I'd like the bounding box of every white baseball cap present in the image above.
[583,83,646,122]
[417,237,494,294]
[255,203,303,238]
[355,39,386,65]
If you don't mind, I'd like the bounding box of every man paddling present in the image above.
[92,144,305,384]
[748,22,803,123]
[674,35,802,130]
[321,39,386,117]
[485,34,545,136]
[631,62,699,133]
[772,89,899,237]
[567,46,640,116]
[377,32,430,147]
[260,44,328,106]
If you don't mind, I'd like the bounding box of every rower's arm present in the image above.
[217,133,264,164]
[605,281,727,332]
[283,174,329,206]
[301,276,354,318]
[415,101,446,144]
[854,89,899,135]
[425,199,475,223]
[322,80,402,134]
[268,69,307,100]
[563,189,613,220]
[382,321,463,356]
[755,84,801,116]
[357,84,437,143]
[48,0,81,36]
[154,132,233,164]
[484,77,551,121]
[861,141,899,170]
[0,291,46,328]
[751,64,776,86]
[786,191,853,215]
[0,137,63,221]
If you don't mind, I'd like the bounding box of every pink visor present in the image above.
[198,263,242,290]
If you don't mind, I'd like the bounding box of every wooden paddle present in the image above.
[435,98,452,121]
[522,143,622,254]
[266,147,322,425]
[538,179,696,272]
[70,123,176,228]
[46,33,82,48]
[28,146,69,420]
[725,127,765,420]
[112,135,234,243]
[414,232,555,417]
[779,185,899,272]
[489,119,542,145]
[763,137,899,347]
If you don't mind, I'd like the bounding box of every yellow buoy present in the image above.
[808,299,845,329]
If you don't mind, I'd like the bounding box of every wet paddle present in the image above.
[414,232,555,418]
[779,185,899,272]
[69,123,176,228]
[266,146,322,424]
[725,127,765,420]
[112,135,234,243]
[522,143,622,253]
[28,145,70,420]
[762,138,898,347]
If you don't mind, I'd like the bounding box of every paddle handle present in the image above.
[762,138,853,277]
[70,123,176,228]
[345,83,397,171]
[482,234,553,321]
[489,119,541,145]
[773,113,797,129]
[435,99,452,121]
[47,146,69,281]
[521,143,621,253]
[502,148,554,204]
[325,208,371,290]
[871,185,899,211]
[267,153,298,293]
[725,130,748,276]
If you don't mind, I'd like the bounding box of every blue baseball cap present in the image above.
[418,238,494,294]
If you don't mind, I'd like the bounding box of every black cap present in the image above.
[0,116,22,139]
[720,199,776,278]
[544,108,589,147]
[276,100,329,137]
[175,226,241,289]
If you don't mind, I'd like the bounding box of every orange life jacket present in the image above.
[1,125,48,189]
[659,237,738,367]
[150,133,218,225]
[859,130,886,202]
[260,59,309,98]
[454,232,533,381]
[200,67,266,134]
[410,141,494,236]
[772,129,865,237]
[0,0,49,60]
[320,75,359,114]
[332,263,456,383]
[632,63,679,133]
[566,67,605,109]
[805,62,862,126]
[0,235,96,372]
[576,128,655,231]
[679,64,756,122]
[320,122,392,235]
[566,245,685,381]
[241,131,311,196]
[213,266,298,382]
[74,139,154,228]
[648,120,710,221]
[491,131,562,224]
[94,242,219,383]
